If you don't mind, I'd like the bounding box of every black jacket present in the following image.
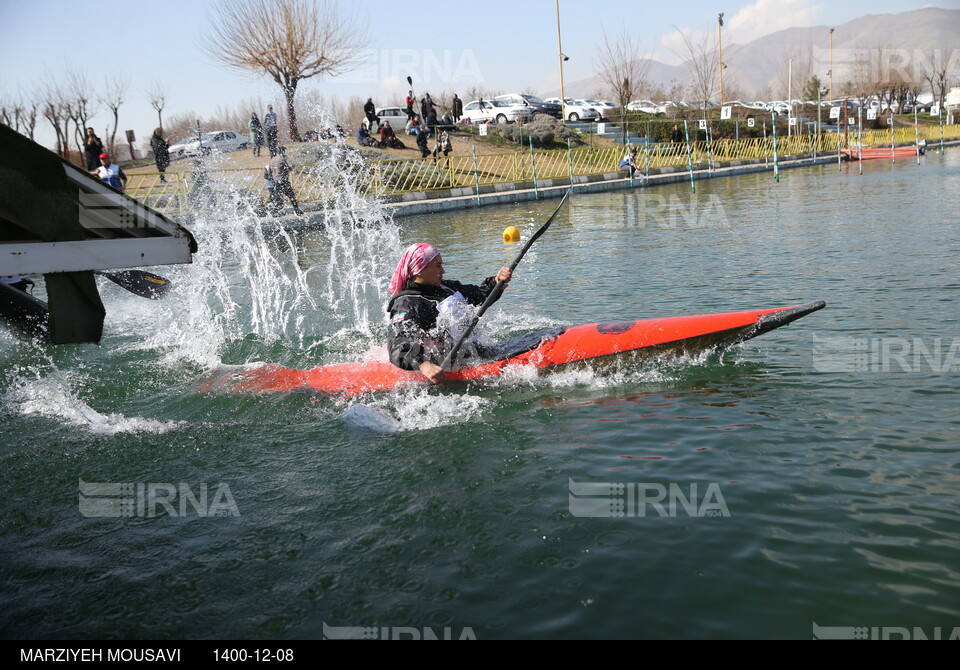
[151,134,170,169]
[387,277,498,370]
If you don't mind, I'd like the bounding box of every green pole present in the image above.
[567,136,574,192]
[683,120,695,193]
[891,113,896,165]
[914,107,920,166]
[529,137,539,200]
[644,140,650,180]
[472,145,481,206]
[940,107,945,155]
[771,111,780,182]
[705,122,714,177]
[858,107,863,175]
[627,142,634,188]
[836,113,842,171]
[763,122,768,167]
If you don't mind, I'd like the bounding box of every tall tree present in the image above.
[924,49,951,112]
[203,0,367,142]
[100,75,129,156]
[146,80,168,132]
[595,29,651,144]
[40,82,72,158]
[672,28,720,114]
[66,69,98,158]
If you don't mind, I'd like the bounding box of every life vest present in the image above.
[97,163,124,189]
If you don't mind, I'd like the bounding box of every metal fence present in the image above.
[125,124,960,214]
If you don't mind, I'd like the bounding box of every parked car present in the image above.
[582,99,616,119]
[626,99,659,113]
[495,93,562,119]
[461,99,533,124]
[371,106,409,131]
[543,98,601,122]
[168,130,247,158]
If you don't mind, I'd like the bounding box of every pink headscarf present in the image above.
[389,243,440,296]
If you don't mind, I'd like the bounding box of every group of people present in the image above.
[248,105,280,157]
[357,92,460,156]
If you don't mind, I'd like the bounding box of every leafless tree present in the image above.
[203,0,367,142]
[39,81,72,157]
[841,47,874,109]
[65,69,98,158]
[924,50,951,112]
[99,75,129,155]
[19,93,39,140]
[672,28,720,114]
[146,80,168,132]
[595,29,651,143]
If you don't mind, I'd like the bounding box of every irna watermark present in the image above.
[78,479,239,518]
[322,622,477,640]
[344,49,483,87]
[813,622,960,640]
[812,334,960,373]
[623,193,730,229]
[568,479,730,518]
[813,48,960,85]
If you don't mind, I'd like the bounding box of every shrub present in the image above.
[498,113,577,148]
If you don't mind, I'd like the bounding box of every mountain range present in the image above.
[550,7,960,101]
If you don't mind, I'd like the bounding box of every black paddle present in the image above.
[95,269,172,299]
[440,189,571,370]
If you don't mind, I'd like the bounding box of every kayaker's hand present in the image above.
[496,267,512,284]
[419,361,445,385]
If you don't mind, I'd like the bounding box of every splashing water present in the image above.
[126,112,401,369]
[5,366,184,436]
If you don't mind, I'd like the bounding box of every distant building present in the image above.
[946,87,960,125]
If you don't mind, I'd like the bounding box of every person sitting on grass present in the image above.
[357,123,378,147]
[379,121,404,149]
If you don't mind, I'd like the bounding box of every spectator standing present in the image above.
[83,128,104,171]
[249,113,264,157]
[416,127,430,157]
[425,106,438,135]
[267,147,303,215]
[420,94,435,126]
[405,90,416,121]
[150,128,170,183]
[671,124,684,143]
[364,98,378,129]
[435,130,453,157]
[452,94,463,123]
[264,105,279,156]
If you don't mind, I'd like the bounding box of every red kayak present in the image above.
[195,301,825,396]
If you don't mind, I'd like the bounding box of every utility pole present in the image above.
[556,0,567,123]
[829,28,835,105]
[718,13,725,106]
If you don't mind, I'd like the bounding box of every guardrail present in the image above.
[125,125,960,215]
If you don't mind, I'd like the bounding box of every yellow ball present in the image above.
[503,226,520,242]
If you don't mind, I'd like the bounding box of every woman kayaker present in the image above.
[387,243,511,384]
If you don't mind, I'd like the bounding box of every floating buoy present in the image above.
[503,226,520,242]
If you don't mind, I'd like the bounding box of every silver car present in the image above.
[461,99,533,124]
[169,130,247,158]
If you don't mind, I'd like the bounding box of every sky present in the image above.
[0,0,948,150]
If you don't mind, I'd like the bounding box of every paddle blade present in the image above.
[97,270,171,299]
